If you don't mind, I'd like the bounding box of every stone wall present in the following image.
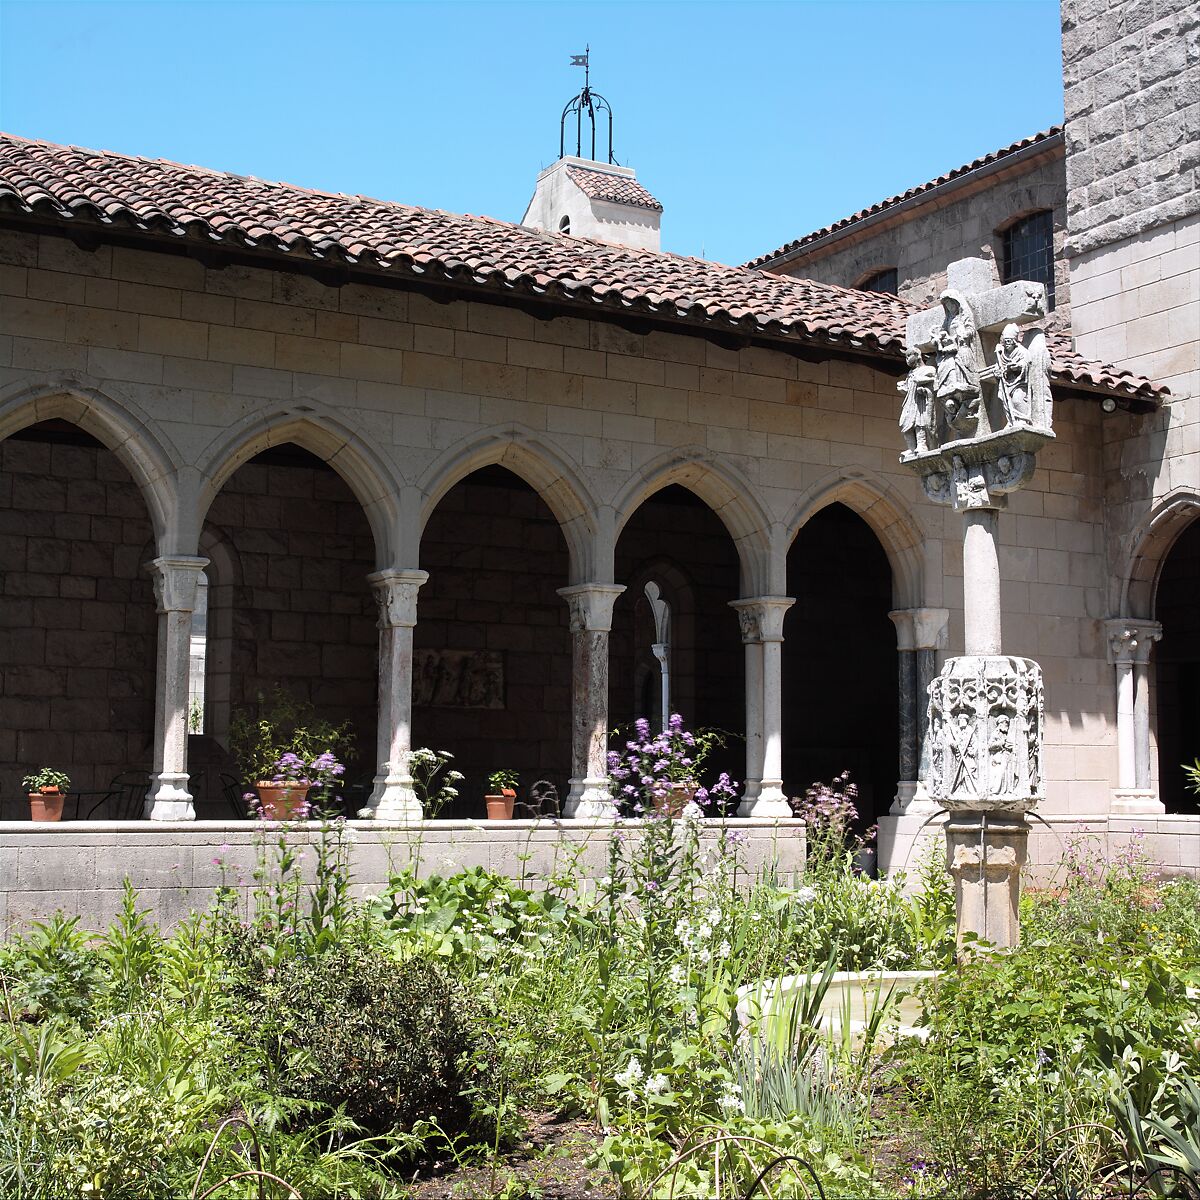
[0,433,156,818]
[0,225,1142,826]
[770,149,1071,325]
[1062,0,1199,257]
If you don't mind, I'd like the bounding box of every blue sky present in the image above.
[0,0,1064,265]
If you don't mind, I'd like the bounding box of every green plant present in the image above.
[229,943,478,1139]
[409,747,464,819]
[229,687,355,786]
[21,766,71,792]
[488,769,519,793]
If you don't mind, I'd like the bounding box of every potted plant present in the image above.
[23,768,71,822]
[485,769,518,820]
[607,714,739,818]
[230,688,355,819]
[253,750,345,821]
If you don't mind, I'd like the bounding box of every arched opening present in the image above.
[199,442,379,816]
[784,503,898,828]
[415,465,573,815]
[1155,517,1200,814]
[610,485,744,794]
[0,419,158,819]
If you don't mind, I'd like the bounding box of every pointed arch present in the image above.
[1120,488,1200,619]
[0,378,180,547]
[416,424,599,583]
[611,448,773,595]
[784,467,923,609]
[194,401,404,567]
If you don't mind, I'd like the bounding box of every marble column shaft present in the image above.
[730,597,794,818]
[559,584,625,818]
[145,556,209,821]
[366,569,428,822]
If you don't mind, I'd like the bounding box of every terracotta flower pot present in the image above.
[654,782,696,817]
[485,787,516,820]
[255,782,311,820]
[29,788,64,822]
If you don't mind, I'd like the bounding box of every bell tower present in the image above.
[522,49,662,252]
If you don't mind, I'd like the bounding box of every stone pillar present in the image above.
[1105,619,1164,814]
[945,813,1029,950]
[730,597,794,817]
[145,556,209,821]
[888,608,950,813]
[559,584,625,818]
[365,569,428,822]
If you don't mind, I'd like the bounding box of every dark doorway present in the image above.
[1156,518,1200,814]
[784,503,898,827]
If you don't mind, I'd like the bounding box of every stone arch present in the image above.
[1120,489,1200,619]
[416,425,599,583]
[194,402,403,567]
[784,468,923,609]
[610,448,773,595]
[0,379,179,548]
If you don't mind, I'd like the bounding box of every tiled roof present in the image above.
[746,127,1064,269]
[0,132,1163,402]
[566,165,662,211]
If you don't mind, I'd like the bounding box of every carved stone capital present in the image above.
[368,568,428,629]
[1104,618,1163,666]
[558,584,625,633]
[729,596,794,643]
[926,654,1045,813]
[889,607,950,652]
[146,556,209,614]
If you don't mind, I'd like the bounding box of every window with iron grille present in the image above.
[859,267,898,295]
[1001,211,1056,310]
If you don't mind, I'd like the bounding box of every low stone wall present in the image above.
[0,817,807,933]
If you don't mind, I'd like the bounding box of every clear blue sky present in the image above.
[0,0,1064,266]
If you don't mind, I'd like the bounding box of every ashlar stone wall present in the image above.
[0,225,1133,821]
[770,148,1071,325]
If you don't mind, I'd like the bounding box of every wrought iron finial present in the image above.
[561,46,616,164]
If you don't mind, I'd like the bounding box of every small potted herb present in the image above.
[22,768,71,822]
[485,769,518,820]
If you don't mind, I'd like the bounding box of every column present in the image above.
[888,607,949,813]
[559,584,625,818]
[1105,618,1163,813]
[730,597,794,818]
[365,569,428,822]
[145,556,209,821]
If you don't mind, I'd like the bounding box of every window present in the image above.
[558,214,571,235]
[859,268,898,295]
[1002,210,1056,309]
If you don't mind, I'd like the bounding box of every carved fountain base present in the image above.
[945,812,1029,950]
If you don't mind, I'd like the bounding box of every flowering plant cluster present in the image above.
[606,713,738,817]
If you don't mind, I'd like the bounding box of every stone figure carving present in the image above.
[933,292,981,439]
[898,347,937,453]
[925,654,1044,812]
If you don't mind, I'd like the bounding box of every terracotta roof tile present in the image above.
[565,165,662,211]
[0,132,1163,403]
[746,127,1064,269]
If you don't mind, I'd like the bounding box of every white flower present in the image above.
[646,1073,668,1095]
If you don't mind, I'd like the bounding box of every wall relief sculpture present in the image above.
[413,649,504,709]
[926,654,1044,812]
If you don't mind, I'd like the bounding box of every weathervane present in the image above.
[561,46,616,164]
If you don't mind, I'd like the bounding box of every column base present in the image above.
[564,777,616,819]
[741,780,792,819]
[365,762,423,823]
[945,812,1029,951]
[736,779,762,817]
[144,774,195,821]
[1111,788,1165,815]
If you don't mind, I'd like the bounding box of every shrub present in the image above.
[229,941,477,1139]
